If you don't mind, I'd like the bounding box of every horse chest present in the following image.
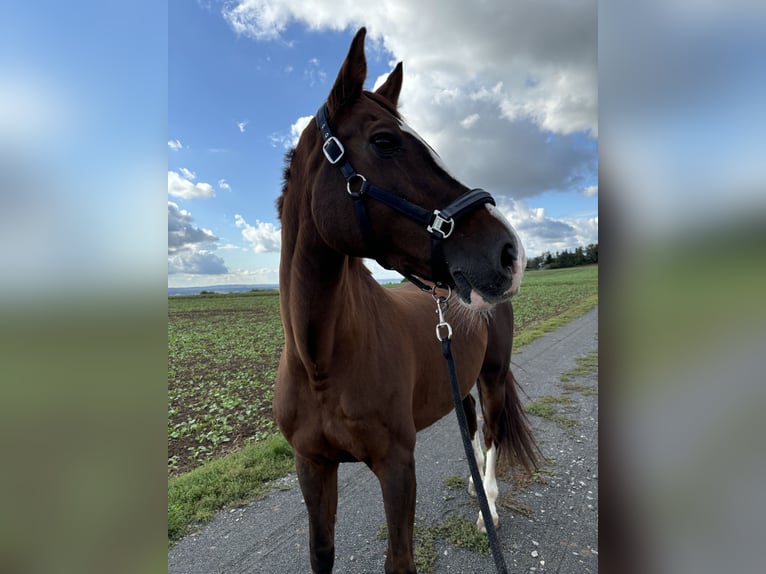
[275,355,414,461]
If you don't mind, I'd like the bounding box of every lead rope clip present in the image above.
[432,286,453,341]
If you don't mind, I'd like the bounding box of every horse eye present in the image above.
[371,134,400,155]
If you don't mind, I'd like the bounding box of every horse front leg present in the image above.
[372,444,417,574]
[295,454,339,574]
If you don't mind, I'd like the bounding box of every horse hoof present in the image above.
[477,517,486,533]
[468,477,477,497]
[476,515,499,533]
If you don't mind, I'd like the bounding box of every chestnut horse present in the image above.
[274,28,538,574]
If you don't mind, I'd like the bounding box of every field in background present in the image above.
[168,291,283,475]
[168,265,597,476]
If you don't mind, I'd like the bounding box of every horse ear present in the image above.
[375,62,403,108]
[327,27,368,116]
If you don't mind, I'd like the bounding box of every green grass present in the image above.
[431,516,490,555]
[560,350,599,382]
[168,434,293,543]
[379,515,490,573]
[512,265,598,351]
[561,383,598,396]
[525,395,577,428]
[167,265,598,543]
[443,475,467,488]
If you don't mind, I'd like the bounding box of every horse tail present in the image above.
[496,368,541,472]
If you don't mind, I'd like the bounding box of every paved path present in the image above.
[169,307,598,573]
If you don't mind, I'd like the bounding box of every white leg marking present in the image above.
[468,432,485,497]
[477,443,500,532]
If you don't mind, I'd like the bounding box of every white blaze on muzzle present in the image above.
[486,203,526,297]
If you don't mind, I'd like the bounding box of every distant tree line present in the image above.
[526,243,598,270]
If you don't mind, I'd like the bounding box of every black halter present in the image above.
[315,103,495,288]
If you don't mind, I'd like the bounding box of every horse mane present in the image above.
[276,148,295,221]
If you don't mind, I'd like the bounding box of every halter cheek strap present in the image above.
[315,103,495,287]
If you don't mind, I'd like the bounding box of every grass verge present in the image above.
[168,434,293,543]
[512,293,598,352]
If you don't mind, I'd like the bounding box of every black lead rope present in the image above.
[434,293,508,574]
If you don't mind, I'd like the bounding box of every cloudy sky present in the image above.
[168,0,597,287]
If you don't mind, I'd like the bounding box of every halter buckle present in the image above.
[322,136,345,164]
[427,210,455,239]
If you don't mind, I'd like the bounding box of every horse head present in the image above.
[292,27,526,311]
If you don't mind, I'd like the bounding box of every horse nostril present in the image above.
[500,243,517,271]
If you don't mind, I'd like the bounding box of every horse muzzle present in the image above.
[449,237,526,311]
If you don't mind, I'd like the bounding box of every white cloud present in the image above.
[460,113,480,129]
[237,120,248,133]
[168,201,228,274]
[289,115,313,146]
[495,198,598,258]
[218,179,231,191]
[271,114,313,149]
[179,167,196,180]
[235,213,281,253]
[168,249,228,274]
[221,0,596,201]
[168,139,183,150]
[303,57,328,86]
[223,0,293,40]
[168,201,217,249]
[168,170,216,199]
[169,267,281,288]
[582,185,598,197]
[222,1,597,139]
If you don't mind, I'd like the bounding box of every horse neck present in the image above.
[279,185,379,380]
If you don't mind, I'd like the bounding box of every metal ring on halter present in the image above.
[346,173,367,197]
[430,284,452,303]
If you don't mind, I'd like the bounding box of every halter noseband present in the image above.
[315,103,495,288]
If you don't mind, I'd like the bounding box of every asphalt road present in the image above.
[169,307,598,573]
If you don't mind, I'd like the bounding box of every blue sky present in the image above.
[169,0,598,287]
